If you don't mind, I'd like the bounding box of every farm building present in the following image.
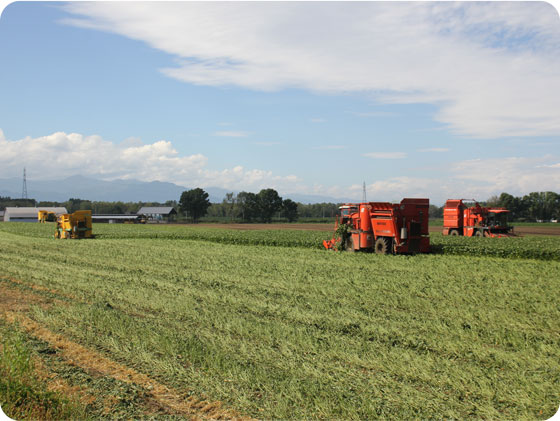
[137,206,177,223]
[3,207,68,222]
[92,214,143,224]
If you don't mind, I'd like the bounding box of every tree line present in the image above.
[2,190,558,223]
[180,189,560,223]
[484,192,560,222]
[179,188,300,223]
[425,192,560,222]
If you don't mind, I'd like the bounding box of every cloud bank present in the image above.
[2,129,557,204]
[0,129,298,192]
[60,1,560,138]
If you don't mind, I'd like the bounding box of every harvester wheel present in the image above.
[374,237,390,254]
[474,230,483,237]
[450,229,459,236]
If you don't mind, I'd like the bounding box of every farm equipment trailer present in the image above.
[442,199,514,237]
[324,198,430,254]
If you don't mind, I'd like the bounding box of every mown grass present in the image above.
[0,321,87,420]
[0,222,559,419]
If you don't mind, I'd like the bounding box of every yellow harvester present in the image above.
[38,210,57,223]
[54,210,93,239]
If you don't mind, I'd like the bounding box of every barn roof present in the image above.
[137,207,177,215]
[4,207,68,218]
[92,214,140,220]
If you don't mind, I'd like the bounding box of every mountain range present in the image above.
[0,175,354,204]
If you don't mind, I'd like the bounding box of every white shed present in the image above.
[3,207,68,222]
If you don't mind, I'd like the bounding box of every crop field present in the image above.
[1,222,559,419]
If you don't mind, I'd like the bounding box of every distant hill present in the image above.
[0,175,354,204]
[0,175,224,203]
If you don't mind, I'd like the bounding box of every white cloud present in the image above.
[2,129,557,204]
[450,156,560,196]
[213,131,250,138]
[310,118,326,123]
[325,155,560,204]
[363,152,407,159]
[537,162,560,168]
[60,2,560,138]
[0,130,298,192]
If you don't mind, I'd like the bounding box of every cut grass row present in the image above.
[0,321,87,420]
[0,227,559,419]
[1,222,559,260]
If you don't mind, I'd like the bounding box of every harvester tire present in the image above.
[450,230,459,236]
[474,230,483,237]
[374,237,390,254]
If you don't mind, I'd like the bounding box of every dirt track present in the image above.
[196,223,560,236]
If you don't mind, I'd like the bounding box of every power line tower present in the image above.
[22,167,28,200]
[362,181,367,202]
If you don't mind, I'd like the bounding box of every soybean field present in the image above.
[0,222,559,419]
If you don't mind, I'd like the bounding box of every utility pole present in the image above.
[22,167,28,200]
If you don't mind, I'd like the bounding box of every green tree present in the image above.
[179,188,211,223]
[497,192,525,221]
[223,192,236,221]
[0,196,36,209]
[522,191,560,221]
[297,202,339,219]
[257,188,283,223]
[428,204,443,219]
[484,195,500,207]
[282,198,299,222]
[236,191,259,222]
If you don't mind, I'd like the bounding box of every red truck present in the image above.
[442,199,513,237]
[323,198,430,254]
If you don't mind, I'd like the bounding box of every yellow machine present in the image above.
[38,210,57,223]
[54,210,93,239]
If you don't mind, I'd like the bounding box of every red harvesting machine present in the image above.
[323,198,431,254]
[442,199,514,237]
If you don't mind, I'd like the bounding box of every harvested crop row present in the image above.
[0,227,559,419]
[0,280,249,420]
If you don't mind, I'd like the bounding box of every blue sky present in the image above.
[0,1,559,204]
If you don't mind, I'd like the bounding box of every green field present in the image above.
[1,222,559,419]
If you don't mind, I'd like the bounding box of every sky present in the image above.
[0,1,559,205]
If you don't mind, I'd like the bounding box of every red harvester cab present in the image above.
[323,198,430,254]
